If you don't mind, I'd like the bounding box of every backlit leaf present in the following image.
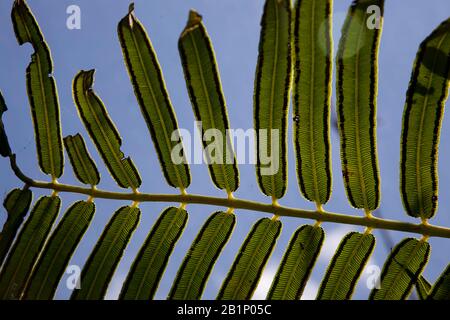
[178,10,239,193]
[400,18,450,219]
[336,0,384,211]
[11,0,64,178]
[72,70,141,189]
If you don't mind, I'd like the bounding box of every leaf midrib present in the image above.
[268,0,280,197]
[307,0,320,203]
[352,14,369,210]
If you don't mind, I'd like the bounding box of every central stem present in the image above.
[9,155,450,239]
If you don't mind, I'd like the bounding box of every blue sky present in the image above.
[1,0,450,300]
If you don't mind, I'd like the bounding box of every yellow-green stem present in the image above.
[9,154,450,239]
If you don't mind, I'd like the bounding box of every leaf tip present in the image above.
[181,9,202,36]
[127,2,135,27]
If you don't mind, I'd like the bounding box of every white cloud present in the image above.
[105,273,126,300]
[319,226,353,262]
[301,280,319,300]
[252,266,276,300]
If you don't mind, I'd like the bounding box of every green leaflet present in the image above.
[317,231,375,300]
[415,276,432,300]
[267,224,324,300]
[178,10,239,193]
[293,0,332,205]
[118,5,190,190]
[370,238,430,300]
[428,264,450,300]
[0,188,32,264]
[120,206,187,300]
[11,0,63,178]
[217,218,281,300]
[336,0,383,211]
[71,206,140,300]
[0,91,12,157]
[72,70,141,189]
[24,201,95,300]
[0,195,61,299]
[400,18,450,219]
[169,211,235,300]
[64,134,100,186]
[254,0,292,199]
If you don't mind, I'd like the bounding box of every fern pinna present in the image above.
[0,0,450,300]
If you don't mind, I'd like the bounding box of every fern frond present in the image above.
[293,0,332,205]
[317,231,375,299]
[254,0,292,199]
[118,5,191,190]
[370,238,430,300]
[24,201,95,299]
[400,18,450,219]
[415,275,432,300]
[178,10,239,193]
[64,134,100,186]
[169,211,235,300]
[0,195,61,299]
[0,188,32,264]
[217,218,281,300]
[336,0,384,211]
[267,224,324,300]
[11,0,64,178]
[71,205,140,300]
[428,264,450,300]
[72,70,141,189]
[120,206,187,300]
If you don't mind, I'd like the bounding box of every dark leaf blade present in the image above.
[64,134,100,186]
[400,18,450,219]
[118,5,191,190]
[428,264,450,300]
[11,0,64,178]
[336,0,384,211]
[23,201,95,300]
[254,0,292,200]
[217,218,281,300]
[178,10,239,193]
[0,91,12,157]
[370,238,430,300]
[71,205,140,300]
[415,276,431,300]
[317,232,375,300]
[72,70,141,189]
[0,195,61,299]
[169,211,235,300]
[120,206,187,300]
[293,0,332,205]
[267,224,324,300]
[0,188,33,264]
